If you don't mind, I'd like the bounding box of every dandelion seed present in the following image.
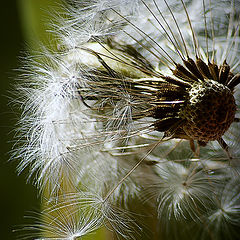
[20,192,139,240]
[17,194,103,240]
[196,179,240,240]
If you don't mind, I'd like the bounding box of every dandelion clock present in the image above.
[14,0,240,239]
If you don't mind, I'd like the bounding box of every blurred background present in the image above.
[0,1,106,239]
[0,1,59,239]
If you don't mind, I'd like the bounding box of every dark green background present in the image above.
[0,1,39,239]
[0,1,105,239]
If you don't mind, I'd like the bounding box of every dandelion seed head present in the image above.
[14,0,240,239]
[181,79,236,142]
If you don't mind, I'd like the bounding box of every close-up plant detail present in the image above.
[14,0,240,239]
